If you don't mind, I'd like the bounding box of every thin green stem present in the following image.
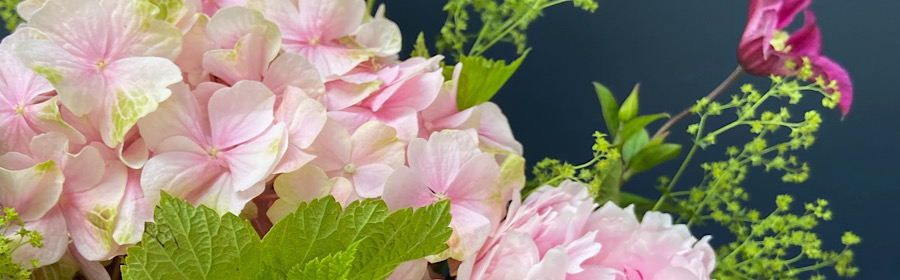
[652,114,707,211]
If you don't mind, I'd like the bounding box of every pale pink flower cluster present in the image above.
[0,0,521,275]
[0,0,714,278]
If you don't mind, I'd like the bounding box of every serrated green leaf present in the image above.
[456,51,529,110]
[620,113,668,146]
[593,82,620,138]
[287,242,359,280]
[617,83,640,123]
[622,129,649,162]
[349,200,452,280]
[627,143,682,173]
[260,196,346,277]
[121,193,261,280]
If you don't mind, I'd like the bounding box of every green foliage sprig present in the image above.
[529,131,623,204]
[650,58,858,279]
[0,0,24,32]
[437,0,597,58]
[0,207,43,280]
[122,194,452,280]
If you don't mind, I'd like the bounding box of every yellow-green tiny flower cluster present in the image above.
[437,0,597,58]
[1,207,44,280]
[657,70,856,278]
[0,0,24,32]
[529,132,623,204]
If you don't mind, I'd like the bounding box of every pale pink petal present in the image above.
[118,136,149,169]
[353,18,402,57]
[273,87,326,174]
[324,72,382,110]
[476,102,523,155]
[295,0,365,41]
[113,169,151,245]
[68,244,112,280]
[140,149,222,207]
[207,81,275,148]
[176,15,214,87]
[61,161,128,261]
[407,130,479,193]
[269,164,332,222]
[10,208,67,268]
[0,160,64,221]
[349,121,405,166]
[381,166,434,210]
[351,163,394,198]
[524,247,569,280]
[97,56,183,147]
[14,39,104,116]
[445,205,491,260]
[308,118,353,173]
[220,123,287,191]
[374,107,419,141]
[293,44,371,79]
[327,106,376,133]
[263,52,324,98]
[137,82,206,150]
[60,145,106,194]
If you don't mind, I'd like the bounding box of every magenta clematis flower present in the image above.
[737,0,853,115]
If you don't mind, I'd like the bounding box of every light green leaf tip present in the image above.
[456,50,530,111]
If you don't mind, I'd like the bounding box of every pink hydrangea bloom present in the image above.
[1,132,148,262]
[0,30,84,155]
[307,119,406,198]
[416,63,522,155]
[460,181,715,280]
[737,0,852,115]
[266,164,353,222]
[15,0,183,147]
[248,0,401,79]
[328,56,443,140]
[382,129,504,260]
[139,81,288,214]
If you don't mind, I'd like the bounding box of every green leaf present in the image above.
[287,243,359,280]
[456,50,530,110]
[617,83,640,123]
[349,200,452,280]
[262,197,451,280]
[410,32,431,58]
[619,113,668,146]
[260,196,348,277]
[121,193,262,280]
[593,82,620,137]
[593,157,623,205]
[622,129,649,163]
[627,143,682,173]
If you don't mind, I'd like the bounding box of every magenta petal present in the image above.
[784,10,821,57]
[811,56,853,116]
[775,0,812,28]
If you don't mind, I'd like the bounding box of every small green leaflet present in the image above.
[455,51,529,111]
[122,194,452,280]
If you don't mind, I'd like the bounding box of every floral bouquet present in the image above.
[0,0,860,279]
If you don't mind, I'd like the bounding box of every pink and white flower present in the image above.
[139,81,288,214]
[382,129,505,260]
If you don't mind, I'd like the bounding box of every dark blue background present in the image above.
[382,0,898,278]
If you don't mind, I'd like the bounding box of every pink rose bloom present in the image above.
[460,181,715,280]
